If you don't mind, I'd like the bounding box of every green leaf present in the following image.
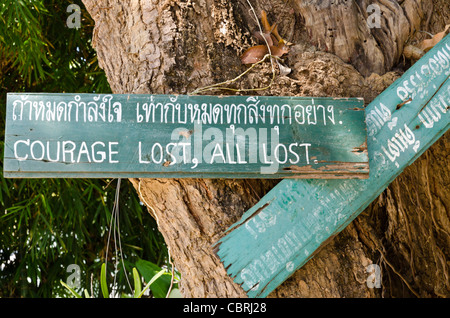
[137,269,166,299]
[168,288,182,298]
[135,259,172,298]
[60,280,82,298]
[132,268,141,298]
[100,263,109,298]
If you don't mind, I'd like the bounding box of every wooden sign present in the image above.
[3,94,368,178]
[214,34,450,297]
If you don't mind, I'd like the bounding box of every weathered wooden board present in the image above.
[3,94,368,178]
[214,34,450,298]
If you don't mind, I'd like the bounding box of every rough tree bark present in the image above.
[82,0,449,297]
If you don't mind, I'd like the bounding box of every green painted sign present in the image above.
[4,94,368,178]
[214,34,450,297]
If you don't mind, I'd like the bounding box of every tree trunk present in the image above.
[82,0,449,297]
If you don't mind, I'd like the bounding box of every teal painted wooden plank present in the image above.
[4,94,368,178]
[214,34,450,298]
